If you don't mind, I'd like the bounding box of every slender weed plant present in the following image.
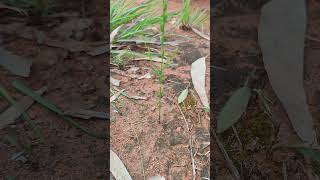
[154,0,168,121]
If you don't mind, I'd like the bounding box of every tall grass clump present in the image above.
[110,0,162,42]
[179,0,209,30]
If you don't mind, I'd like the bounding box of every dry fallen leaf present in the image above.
[138,73,152,80]
[130,96,148,100]
[0,47,32,77]
[259,0,316,144]
[191,57,209,108]
[148,175,165,180]
[111,76,120,86]
[110,89,124,103]
[0,87,47,130]
[110,25,123,44]
[110,150,133,180]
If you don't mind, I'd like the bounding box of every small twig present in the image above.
[212,65,227,71]
[81,0,86,17]
[189,136,196,180]
[0,2,28,16]
[176,102,190,131]
[306,35,320,42]
[232,126,243,150]
[191,27,210,41]
[212,131,241,180]
[282,161,288,180]
[244,67,257,87]
[133,130,146,180]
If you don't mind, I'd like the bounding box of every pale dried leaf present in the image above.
[0,47,32,77]
[148,175,165,180]
[127,67,139,74]
[191,27,210,41]
[0,87,47,129]
[178,88,188,104]
[111,76,120,86]
[133,57,167,63]
[138,73,152,80]
[258,0,316,143]
[110,150,133,180]
[110,26,122,44]
[110,90,124,103]
[191,57,209,108]
[130,96,148,100]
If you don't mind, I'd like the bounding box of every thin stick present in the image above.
[191,27,210,41]
[176,102,190,131]
[282,161,288,180]
[212,130,241,180]
[189,136,196,180]
[133,130,146,180]
[212,65,227,71]
[232,126,243,150]
[306,35,320,42]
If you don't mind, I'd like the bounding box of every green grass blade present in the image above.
[217,86,252,133]
[13,81,63,115]
[12,81,106,139]
[178,88,188,104]
[0,84,43,142]
[276,144,320,161]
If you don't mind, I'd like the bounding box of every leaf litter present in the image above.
[0,0,107,178]
[0,86,47,130]
[213,0,320,178]
[0,46,32,77]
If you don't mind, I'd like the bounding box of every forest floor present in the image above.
[213,0,320,179]
[0,0,107,179]
[110,0,210,179]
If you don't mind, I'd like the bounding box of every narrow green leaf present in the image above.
[0,84,43,142]
[12,81,106,139]
[277,144,320,161]
[217,86,251,133]
[296,147,320,161]
[178,88,188,104]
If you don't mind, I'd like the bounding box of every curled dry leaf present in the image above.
[191,57,209,108]
[111,76,120,86]
[110,150,133,180]
[110,25,122,44]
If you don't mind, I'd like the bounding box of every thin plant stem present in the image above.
[158,0,167,121]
